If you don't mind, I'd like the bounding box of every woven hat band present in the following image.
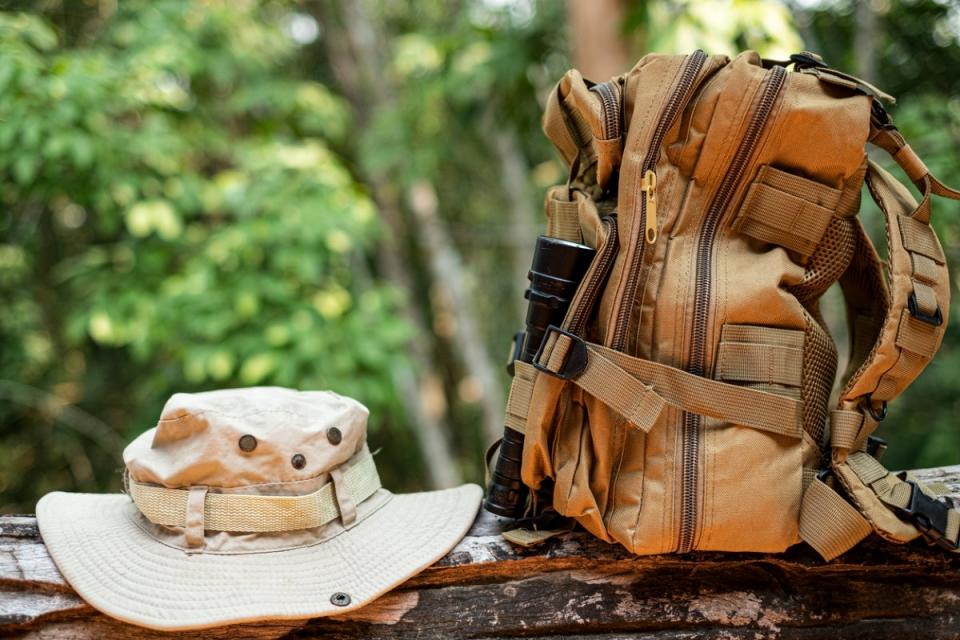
[127,446,381,533]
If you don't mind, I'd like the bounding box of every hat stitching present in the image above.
[126,442,366,491]
[126,489,396,556]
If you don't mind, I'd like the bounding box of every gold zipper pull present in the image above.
[641,170,658,243]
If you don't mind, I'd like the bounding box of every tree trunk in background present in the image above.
[313,0,509,466]
[854,0,879,84]
[567,0,631,79]
[312,0,460,488]
[407,182,506,444]
[489,122,539,326]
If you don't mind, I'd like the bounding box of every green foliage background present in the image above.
[1,0,958,512]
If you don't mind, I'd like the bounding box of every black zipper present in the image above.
[610,50,708,351]
[677,64,788,553]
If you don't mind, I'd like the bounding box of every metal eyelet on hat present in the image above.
[330,592,351,607]
[327,427,342,445]
[238,435,257,452]
[291,453,306,469]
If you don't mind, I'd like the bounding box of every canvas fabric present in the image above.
[506,50,960,558]
[37,387,482,630]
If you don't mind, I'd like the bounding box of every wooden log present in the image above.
[2,466,960,639]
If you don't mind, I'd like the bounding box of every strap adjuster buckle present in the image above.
[506,331,525,376]
[866,435,888,461]
[533,325,588,380]
[871,101,897,131]
[790,51,828,70]
[907,291,943,326]
[894,480,958,551]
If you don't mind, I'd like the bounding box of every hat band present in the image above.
[126,447,381,533]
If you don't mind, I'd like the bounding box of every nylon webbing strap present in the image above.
[539,333,802,438]
[716,341,803,387]
[505,361,538,434]
[799,477,872,561]
[830,410,862,450]
[128,446,381,532]
[546,190,583,243]
[842,451,960,551]
[733,165,844,257]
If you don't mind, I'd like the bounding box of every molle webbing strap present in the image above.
[715,324,804,389]
[732,165,847,257]
[537,332,802,438]
[504,361,538,434]
[799,476,872,561]
[840,160,950,410]
[544,187,583,243]
[128,446,380,533]
[829,409,874,452]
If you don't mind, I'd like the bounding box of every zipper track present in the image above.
[611,50,708,351]
[676,64,788,553]
[591,82,622,140]
[566,216,618,336]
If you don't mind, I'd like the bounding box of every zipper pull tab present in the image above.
[641,170,658,243]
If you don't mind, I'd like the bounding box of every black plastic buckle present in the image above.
[790,51,828,70]
[871,100,897,131]
[866,435,888,461]
[862,397,888,422]
[533,325,588,380]
[894,480,959,551]
[907,291,943,326]
[506,331,525,377]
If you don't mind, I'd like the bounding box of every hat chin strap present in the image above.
[127,446,381,534]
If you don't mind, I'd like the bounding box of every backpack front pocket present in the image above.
[697,324,808,552]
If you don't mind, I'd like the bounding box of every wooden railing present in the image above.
[3,465,960,638]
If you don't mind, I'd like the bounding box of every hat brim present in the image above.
[37,484,481,631]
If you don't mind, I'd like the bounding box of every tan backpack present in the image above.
[486,50,960,559]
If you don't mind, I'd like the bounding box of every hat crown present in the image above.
[123,387,368,489]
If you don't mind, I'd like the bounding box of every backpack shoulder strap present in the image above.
[799,104,960,560]
[837,105,958,424]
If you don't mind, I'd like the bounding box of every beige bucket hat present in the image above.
[36,387,481,631]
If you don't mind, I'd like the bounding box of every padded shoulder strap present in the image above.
[801,102,960,560]
[838,160,950,413]
[836,107,958,428]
